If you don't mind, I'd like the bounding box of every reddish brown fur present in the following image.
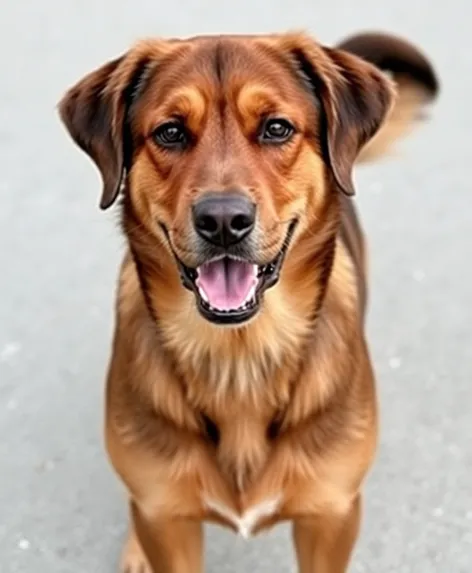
[58,30,439,573]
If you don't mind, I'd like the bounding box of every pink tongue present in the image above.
[196,259,258,311]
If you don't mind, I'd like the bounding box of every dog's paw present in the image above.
[120,529,152,573]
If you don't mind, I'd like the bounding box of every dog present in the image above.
[58,29,439,572]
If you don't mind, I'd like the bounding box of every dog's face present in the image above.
[59,33,393,326]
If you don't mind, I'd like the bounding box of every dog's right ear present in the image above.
[274,33,395,197]
[58,45,159,209]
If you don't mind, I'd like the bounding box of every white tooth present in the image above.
[198,287,209,302]
[243,283,257,306]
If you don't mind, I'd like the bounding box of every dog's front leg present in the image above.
[108,429,238,573]
[292,494,362,573]
[130,501,203,573]
[240,434,371,573]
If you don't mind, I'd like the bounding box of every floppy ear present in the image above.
[58,49,155,209]
[283,35,395,196]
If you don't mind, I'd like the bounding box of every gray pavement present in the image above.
[0,1,471,571]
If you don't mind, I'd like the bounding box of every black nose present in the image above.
[192,192,256,247]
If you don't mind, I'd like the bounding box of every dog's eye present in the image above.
[260,118,295,144]
[153,121,188,148]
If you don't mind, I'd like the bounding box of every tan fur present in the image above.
[58,30,439,572]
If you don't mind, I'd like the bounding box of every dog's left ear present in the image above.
[281,34,395,196]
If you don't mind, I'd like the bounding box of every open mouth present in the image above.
[177,220,298,325]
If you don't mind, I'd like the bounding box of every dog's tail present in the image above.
[337,31,440,164]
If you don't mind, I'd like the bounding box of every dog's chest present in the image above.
[199,406,288,537]
[181,337,295,490]
[204,406,276,492]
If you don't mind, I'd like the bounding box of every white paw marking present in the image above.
[203,494,282,538]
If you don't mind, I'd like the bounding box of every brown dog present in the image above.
[58,30,439,573]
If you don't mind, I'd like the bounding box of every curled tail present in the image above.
[337,31,440,164]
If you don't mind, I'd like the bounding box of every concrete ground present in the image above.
[0,0,470,571]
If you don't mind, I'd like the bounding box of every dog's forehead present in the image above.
[139,35,310,104]
[177,36,283,77]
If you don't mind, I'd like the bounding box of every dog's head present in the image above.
[59,33,394,326]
